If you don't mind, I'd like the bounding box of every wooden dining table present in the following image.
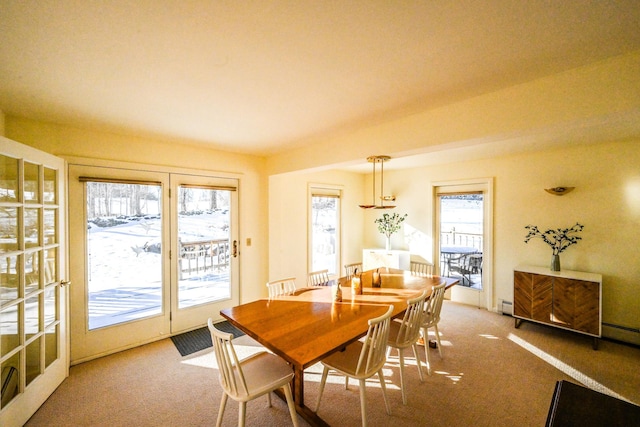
[220,268,458,427]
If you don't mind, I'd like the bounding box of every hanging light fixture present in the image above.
[359,155,396,209]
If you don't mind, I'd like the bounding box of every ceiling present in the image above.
[1,1,640,159]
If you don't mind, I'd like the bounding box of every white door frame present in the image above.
[433,178,494,310]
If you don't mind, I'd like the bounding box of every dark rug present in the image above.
[171,321,245,357]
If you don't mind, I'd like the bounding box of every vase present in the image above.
[550,254,561,272]
[385,237,391,251]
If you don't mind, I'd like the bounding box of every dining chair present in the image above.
[420,281,447,375]
[307,269,331,286]
[386,289,429,404]
[315,305,393,427]
[344,262,362,279]
[410,261,433,276]
[207,319,299,427]
[266,277,297,298]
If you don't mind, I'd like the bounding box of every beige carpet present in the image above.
[26,302,640,426]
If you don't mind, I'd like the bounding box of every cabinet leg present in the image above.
[593,338,599,350]
[514,318,522,328]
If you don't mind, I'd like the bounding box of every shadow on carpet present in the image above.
[171,321,245,357]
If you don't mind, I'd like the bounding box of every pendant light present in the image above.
[359,155,396,209]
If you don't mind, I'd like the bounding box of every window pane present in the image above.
[0,207,18,253]
[1,354,20,408]
[0,303,20,357]
[311,195,338,275]
[45,324,58,368]
[26,336,41,386]
[0,154,19,203]
[44,209,57,245]
[177,187,231,309]
[25,252,40,294]
[24,162,39,203]
[43,167,57,204]
[1,255,19,303]
[86,182,163,329]
[25,208,40,248]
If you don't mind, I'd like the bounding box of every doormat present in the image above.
[171,321,245,357]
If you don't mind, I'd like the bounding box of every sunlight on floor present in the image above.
[507,333,632,403]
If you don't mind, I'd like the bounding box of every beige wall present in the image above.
[270,141,640,344]
[5,117,269,303]
[268,169,364,285]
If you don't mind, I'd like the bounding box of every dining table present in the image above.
[440,245,479,276]
[220,268,458,427]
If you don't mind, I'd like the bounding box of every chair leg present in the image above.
[238,401,246,427]
[216,393,228,427]
[267,391,272,407]
[359,379,368,427]
[315,366,329,412]
[398,349,407,405]
[422,330,432,375]
[412,343,424,382]
[283,384,299,427]
[434,324,443,358]
[377,369,391,415]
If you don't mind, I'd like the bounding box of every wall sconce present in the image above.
[545,187,575,196]
[359,155,396,209]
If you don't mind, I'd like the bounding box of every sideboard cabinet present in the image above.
[513,265,602,349]
[362,249,410,271]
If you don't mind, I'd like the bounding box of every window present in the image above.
[310,187,341,276]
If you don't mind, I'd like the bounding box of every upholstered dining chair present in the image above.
[410,261,433,276]
[207,319,299,427]
[266,277,297,298]
[420,281,447,375]
[344,262,362,279]
[307,269,331,286]
[386,289,429,404]
[315,305,393,427]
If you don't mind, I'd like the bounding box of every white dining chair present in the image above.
[207,319,299,427]
[344,262,362,279]
[315,305,393,427]
[307,269,331,286]
[386,289,428,404]
[410,261,433,276]
[420,281,447,375]
[266,277,297,298]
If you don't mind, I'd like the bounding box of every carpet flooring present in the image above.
[170,321,245,356]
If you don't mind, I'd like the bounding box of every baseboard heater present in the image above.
[498,299,513,316]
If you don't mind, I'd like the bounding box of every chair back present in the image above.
[355,305,393,377]
[308,269,330,286]
[344,262,362,279]
[208,319,249,399]
[423,281,446,326]
[266,277,296,298]
[391,289,428,347]
[410,261,433,276]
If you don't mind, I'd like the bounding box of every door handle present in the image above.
[232,240,238,258]
[60,280,71,287]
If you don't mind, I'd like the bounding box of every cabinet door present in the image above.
[552,277,575,327]
[513,271,532,318]
[572,279,600,335]
[531,273,553,323]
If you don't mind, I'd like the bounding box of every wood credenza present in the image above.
[513,265,602,349]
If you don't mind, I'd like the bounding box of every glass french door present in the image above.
[68,165,238,363]
[0,137,67,427]
[170,174,239,333]
[434,179,493,310]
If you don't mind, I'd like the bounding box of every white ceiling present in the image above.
[1,1,640,159]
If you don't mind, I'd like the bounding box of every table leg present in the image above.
[274,365,330,427]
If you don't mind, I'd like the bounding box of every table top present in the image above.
[220,269,456,370]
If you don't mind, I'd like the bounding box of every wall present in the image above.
[5,117,268,303]
[268,169,364,288]
[269,140,639,344]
